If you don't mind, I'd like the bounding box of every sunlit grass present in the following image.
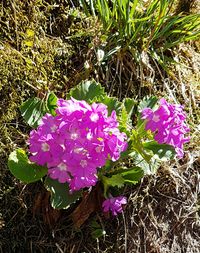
[78,0,199,82]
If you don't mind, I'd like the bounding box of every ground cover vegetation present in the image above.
[0,0,200,252]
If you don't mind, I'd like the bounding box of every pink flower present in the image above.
[47,158,72,184]
[142,98,190,158]
[28,98,127,191]
[69,173,97,192]
[102,196,127,216]
[28,131,63,166]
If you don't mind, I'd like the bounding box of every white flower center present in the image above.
[50,125,57,132]
[70,132,79,140]
[172,129,179,136]
[58,162,67,171]
[95,146,102,153]
[87,132,93,140]
[90,113,99,122]
[74,147,82,154]
[74,147,87,155]
[152,114,160,122]
[80,160,87,168]
[41,142,50,152]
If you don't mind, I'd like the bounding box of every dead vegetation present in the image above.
[0,0,200,252]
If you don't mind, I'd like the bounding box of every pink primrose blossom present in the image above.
[28,98,127,191]
[69,173,98,192]
[102,196,127,216]
[141,98,190,158]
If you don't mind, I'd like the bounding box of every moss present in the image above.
[0,0,98,152]
[0,4,98,251]
[0,1,200,252]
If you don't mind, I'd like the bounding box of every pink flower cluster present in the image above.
[102,196,127,216]
[28,98,127,191]
[141,98,190,158]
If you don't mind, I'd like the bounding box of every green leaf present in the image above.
[90,219,101,229]
[119,98,135,134]
[101,96,122,116]
[79,0,90,16]
[129,151,161,174]
[91,228,106,239]
[138,96,158,111]
[20,97,46,128]
[44,177,81,209]
[119,105,130,133]
[123,98,136,116]
[67,80,106,102]
[47,92,58,116]
[143,141,176,160]
[90,218,106,239]
[8,149,47,183]
[130,130,152,162]
[121,167,144,184]
[67,80,122,116]
[103,174,125,188]
[91,94,122,116]
[137,96,158,131]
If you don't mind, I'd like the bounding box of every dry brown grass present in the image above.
[0,1,200,252]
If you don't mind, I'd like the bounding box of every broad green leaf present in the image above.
[129,151,161,174]
[47,92,58,116]
[8,149,47,183]
[121,166,144,184]
[67,80,106,102]
[143,141,176,160]
[138,96,158,111]
[103,174,125,188]
[20,97,47,128]
[44,177,81,209]
[123,98,136,116]
[101,96,122,116]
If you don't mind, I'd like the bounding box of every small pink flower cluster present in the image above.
[102,196,127,216]
[28,98,127,191]
[142,98,190,158]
